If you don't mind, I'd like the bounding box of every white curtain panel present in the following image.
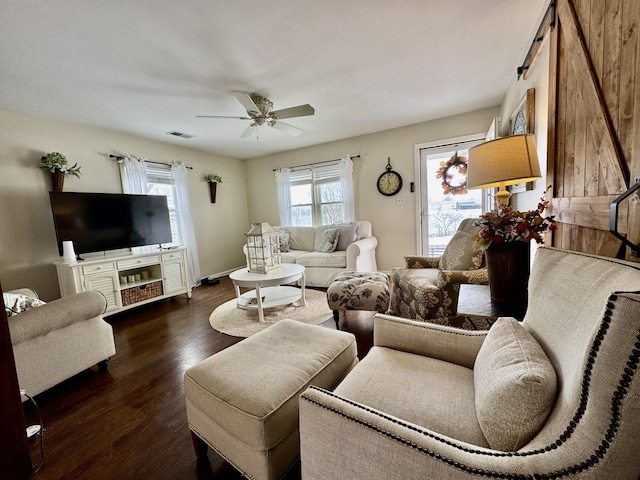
[171,162,202,287]
[340,156,356,223]
[275,168,292,226]
[120,155,148,194]
[120,156,155,254]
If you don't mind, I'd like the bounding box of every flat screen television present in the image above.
[49,192,173,257]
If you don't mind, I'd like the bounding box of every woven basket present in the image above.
[121,281,163,306]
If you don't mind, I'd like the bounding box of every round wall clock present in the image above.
[377,157,402,196]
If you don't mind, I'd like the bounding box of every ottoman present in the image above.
[326,271,390,328]
[184,319,358,480]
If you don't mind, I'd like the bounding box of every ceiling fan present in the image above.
[197,91,315,138]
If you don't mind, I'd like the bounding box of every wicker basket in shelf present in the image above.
[121,281,163,306]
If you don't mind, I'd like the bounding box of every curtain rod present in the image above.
[272,154,360,172]
[109,154,193,170]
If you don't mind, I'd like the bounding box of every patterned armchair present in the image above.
[390,218,488,323]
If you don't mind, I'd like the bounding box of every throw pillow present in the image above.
[438,231,484,270]
[275,227,291,253]
[331,223,360,251]
[318,228,340,253]
[3,292,46,318]
[474,317,557,451]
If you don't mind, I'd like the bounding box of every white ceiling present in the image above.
[0,0,547,160]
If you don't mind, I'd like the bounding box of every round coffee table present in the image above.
[229,264,306,322]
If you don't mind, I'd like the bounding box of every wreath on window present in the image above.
[435,152,468,195]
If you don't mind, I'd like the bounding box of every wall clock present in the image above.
[377,157,402,196]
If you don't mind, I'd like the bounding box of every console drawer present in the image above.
[161,251,184,262]
[117,255,160,270]
[82,263,116,275]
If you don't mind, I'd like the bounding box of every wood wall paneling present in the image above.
[548,0,640,259]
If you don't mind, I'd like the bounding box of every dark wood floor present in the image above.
[23,278,498,480]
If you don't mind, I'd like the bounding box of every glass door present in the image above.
[419,140,484,256]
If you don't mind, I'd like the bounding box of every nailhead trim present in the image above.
[301,291,640,478]
[379,316,492,338]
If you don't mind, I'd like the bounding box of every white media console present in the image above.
[55,246,192,316]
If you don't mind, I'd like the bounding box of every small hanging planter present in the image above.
[40,152,82,192]
[203,174,222,204]
[51,170,65,192]
[209,182,217,203]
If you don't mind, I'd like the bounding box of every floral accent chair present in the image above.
[390,218,488,325]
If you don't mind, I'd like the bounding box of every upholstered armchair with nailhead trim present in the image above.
[299,247,640,479]
[389,218,488,323]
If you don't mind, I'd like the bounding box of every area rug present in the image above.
[209,289,332,337]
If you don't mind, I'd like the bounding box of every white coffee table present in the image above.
[229,264,306,322]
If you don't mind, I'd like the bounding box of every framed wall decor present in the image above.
[509,88,535,194]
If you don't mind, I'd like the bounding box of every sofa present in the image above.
[248,221,378,288]
[5,288,116,398]
[299,247,640,479]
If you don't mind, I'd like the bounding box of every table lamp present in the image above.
[467,134,542,207]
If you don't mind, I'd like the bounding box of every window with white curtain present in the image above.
[145,164,181,246]
[290,163,344,226]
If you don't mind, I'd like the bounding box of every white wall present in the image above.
[498,33,551,261]
[499,34,551,211]
[244,107,499,271]
[0,108,248,300]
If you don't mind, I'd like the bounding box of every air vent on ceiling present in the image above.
[166,130,195,139]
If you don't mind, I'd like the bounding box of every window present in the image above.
[289,163,344,226]
[145,164,181,246]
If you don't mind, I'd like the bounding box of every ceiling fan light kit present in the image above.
[197,91,314,139]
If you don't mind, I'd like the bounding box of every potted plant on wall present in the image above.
[203,174,222,203]
[40,152,82,192]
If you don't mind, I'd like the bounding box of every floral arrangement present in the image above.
[203,173,222,183]
[40,152,82,177]
[473,186,557,246]
[435,152,467,195]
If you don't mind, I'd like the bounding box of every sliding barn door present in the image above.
[548,0,640,260]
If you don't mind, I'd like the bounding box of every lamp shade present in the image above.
[467,134,541,190]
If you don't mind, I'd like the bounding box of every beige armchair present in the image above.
[390,218,488,323]
[6,288,116,397]
[300,247,640,479]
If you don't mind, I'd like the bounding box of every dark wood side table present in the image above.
[458,284,526,320]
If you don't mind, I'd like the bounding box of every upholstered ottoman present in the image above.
[184,319,358,480]
[326,271,390,328]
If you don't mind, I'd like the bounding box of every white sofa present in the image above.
[270,221,378,288]
[6,288,116,398]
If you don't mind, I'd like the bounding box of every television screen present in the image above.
[49,192,173,256]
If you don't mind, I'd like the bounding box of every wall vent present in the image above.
[166,131,195,139]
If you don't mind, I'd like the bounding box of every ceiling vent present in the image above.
[166,130,195,139]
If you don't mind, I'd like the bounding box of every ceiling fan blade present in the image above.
[231,91,260,115]
[270,104,315,120]
[196,115,252,120]
[240,124,256,138]
[270,120,303,136]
